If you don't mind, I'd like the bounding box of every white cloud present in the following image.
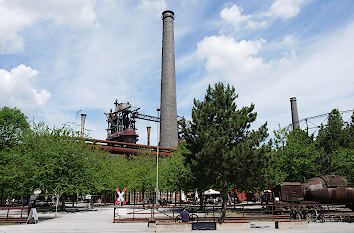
[220,1,304,32]
[268,0,304,19]
[0,64,51,112]
[246,20,267,29]
[183,22,354,133]
[0,0,97,53]
[220,4,250,29]
[196,36,268,80]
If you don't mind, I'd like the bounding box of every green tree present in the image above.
[270,129,320,183]
[317,109,346,153]
[316,109,354,183]
[0,106,30,203]
[182,82,269,221]
[159,142,193,192]
[0,106,29,149]
[12,123,104,207]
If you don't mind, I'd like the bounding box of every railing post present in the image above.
[7,208,9,220]
[242,205,245,219]
[213,205,215,222]
[272,205,274,221]
[133,207,135,221]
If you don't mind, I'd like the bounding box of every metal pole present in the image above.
[156,109,160,206]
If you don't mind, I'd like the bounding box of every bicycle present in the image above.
[290,208,301,220]
[175,213,199,223]
[307,208,325,223]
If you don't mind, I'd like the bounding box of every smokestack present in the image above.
[290,97,300,130]
[160,10,178,148]
[147,126,151,145]
[80,113,87,137]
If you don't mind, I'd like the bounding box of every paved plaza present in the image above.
[0,207,353,233]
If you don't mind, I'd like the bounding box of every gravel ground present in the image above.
[0,206,353,233]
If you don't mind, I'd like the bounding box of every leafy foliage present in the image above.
[316,109,354,183]
[266,109,354,185]
[0,106,29,149]
[0,106,191,204]
[159,142,193,192]
[181,82,269,220]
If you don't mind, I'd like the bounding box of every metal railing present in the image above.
[113,206,179,222]
[113,203,350,223]
[0,207,28,222]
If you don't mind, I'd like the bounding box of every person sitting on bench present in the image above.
[180,208,189,222]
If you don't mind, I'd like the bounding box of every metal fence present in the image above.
[113,204,290,223]
[113,203,352,223]
[0,207,28,223]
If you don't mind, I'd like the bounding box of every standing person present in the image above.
[180,208,189,222]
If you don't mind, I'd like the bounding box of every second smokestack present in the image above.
[80,113,87,137]
[290,97,300,130]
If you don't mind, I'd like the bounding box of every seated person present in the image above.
[180,208,189,222]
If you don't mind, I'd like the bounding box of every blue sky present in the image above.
[1,0,353,145]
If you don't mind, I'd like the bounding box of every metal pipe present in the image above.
[147,126,151,145]
[156,109,160,206]
[160,10,178,148]
[290,97,300,130]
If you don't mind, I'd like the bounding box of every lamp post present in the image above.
[156,108,160,206]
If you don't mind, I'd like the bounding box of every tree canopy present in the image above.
[181,82,269,220]
[265,109,354,186]
[0,106,29,149]
[0,106,190,205]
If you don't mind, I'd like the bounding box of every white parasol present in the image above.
[203,189,221,195]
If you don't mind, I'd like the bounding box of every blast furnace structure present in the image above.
[104,10,179,149]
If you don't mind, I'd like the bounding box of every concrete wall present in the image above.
[275,220,308,229]
[217,222,250,231]
[156,222,191,232]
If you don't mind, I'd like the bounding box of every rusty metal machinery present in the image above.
[104,100,159,144]
[303,175,354,205]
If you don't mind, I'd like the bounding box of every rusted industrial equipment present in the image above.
[104,100,159,144]
[303,175,354,205]
[273,182,304,202]
[83,138,175,156]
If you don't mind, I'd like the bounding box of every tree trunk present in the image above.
[142,186,145,207]
[220,172,228,222]
[61,193,66,211]
[0,188,3,206]
[133,189,136,206]
[199,193,204,210]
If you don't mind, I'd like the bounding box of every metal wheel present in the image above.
[189,213,199,223]
[306,213,312,223]
[175,214,182,222]
[296,213,301,220]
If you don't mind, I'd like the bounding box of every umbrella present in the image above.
[203,189,221,195]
